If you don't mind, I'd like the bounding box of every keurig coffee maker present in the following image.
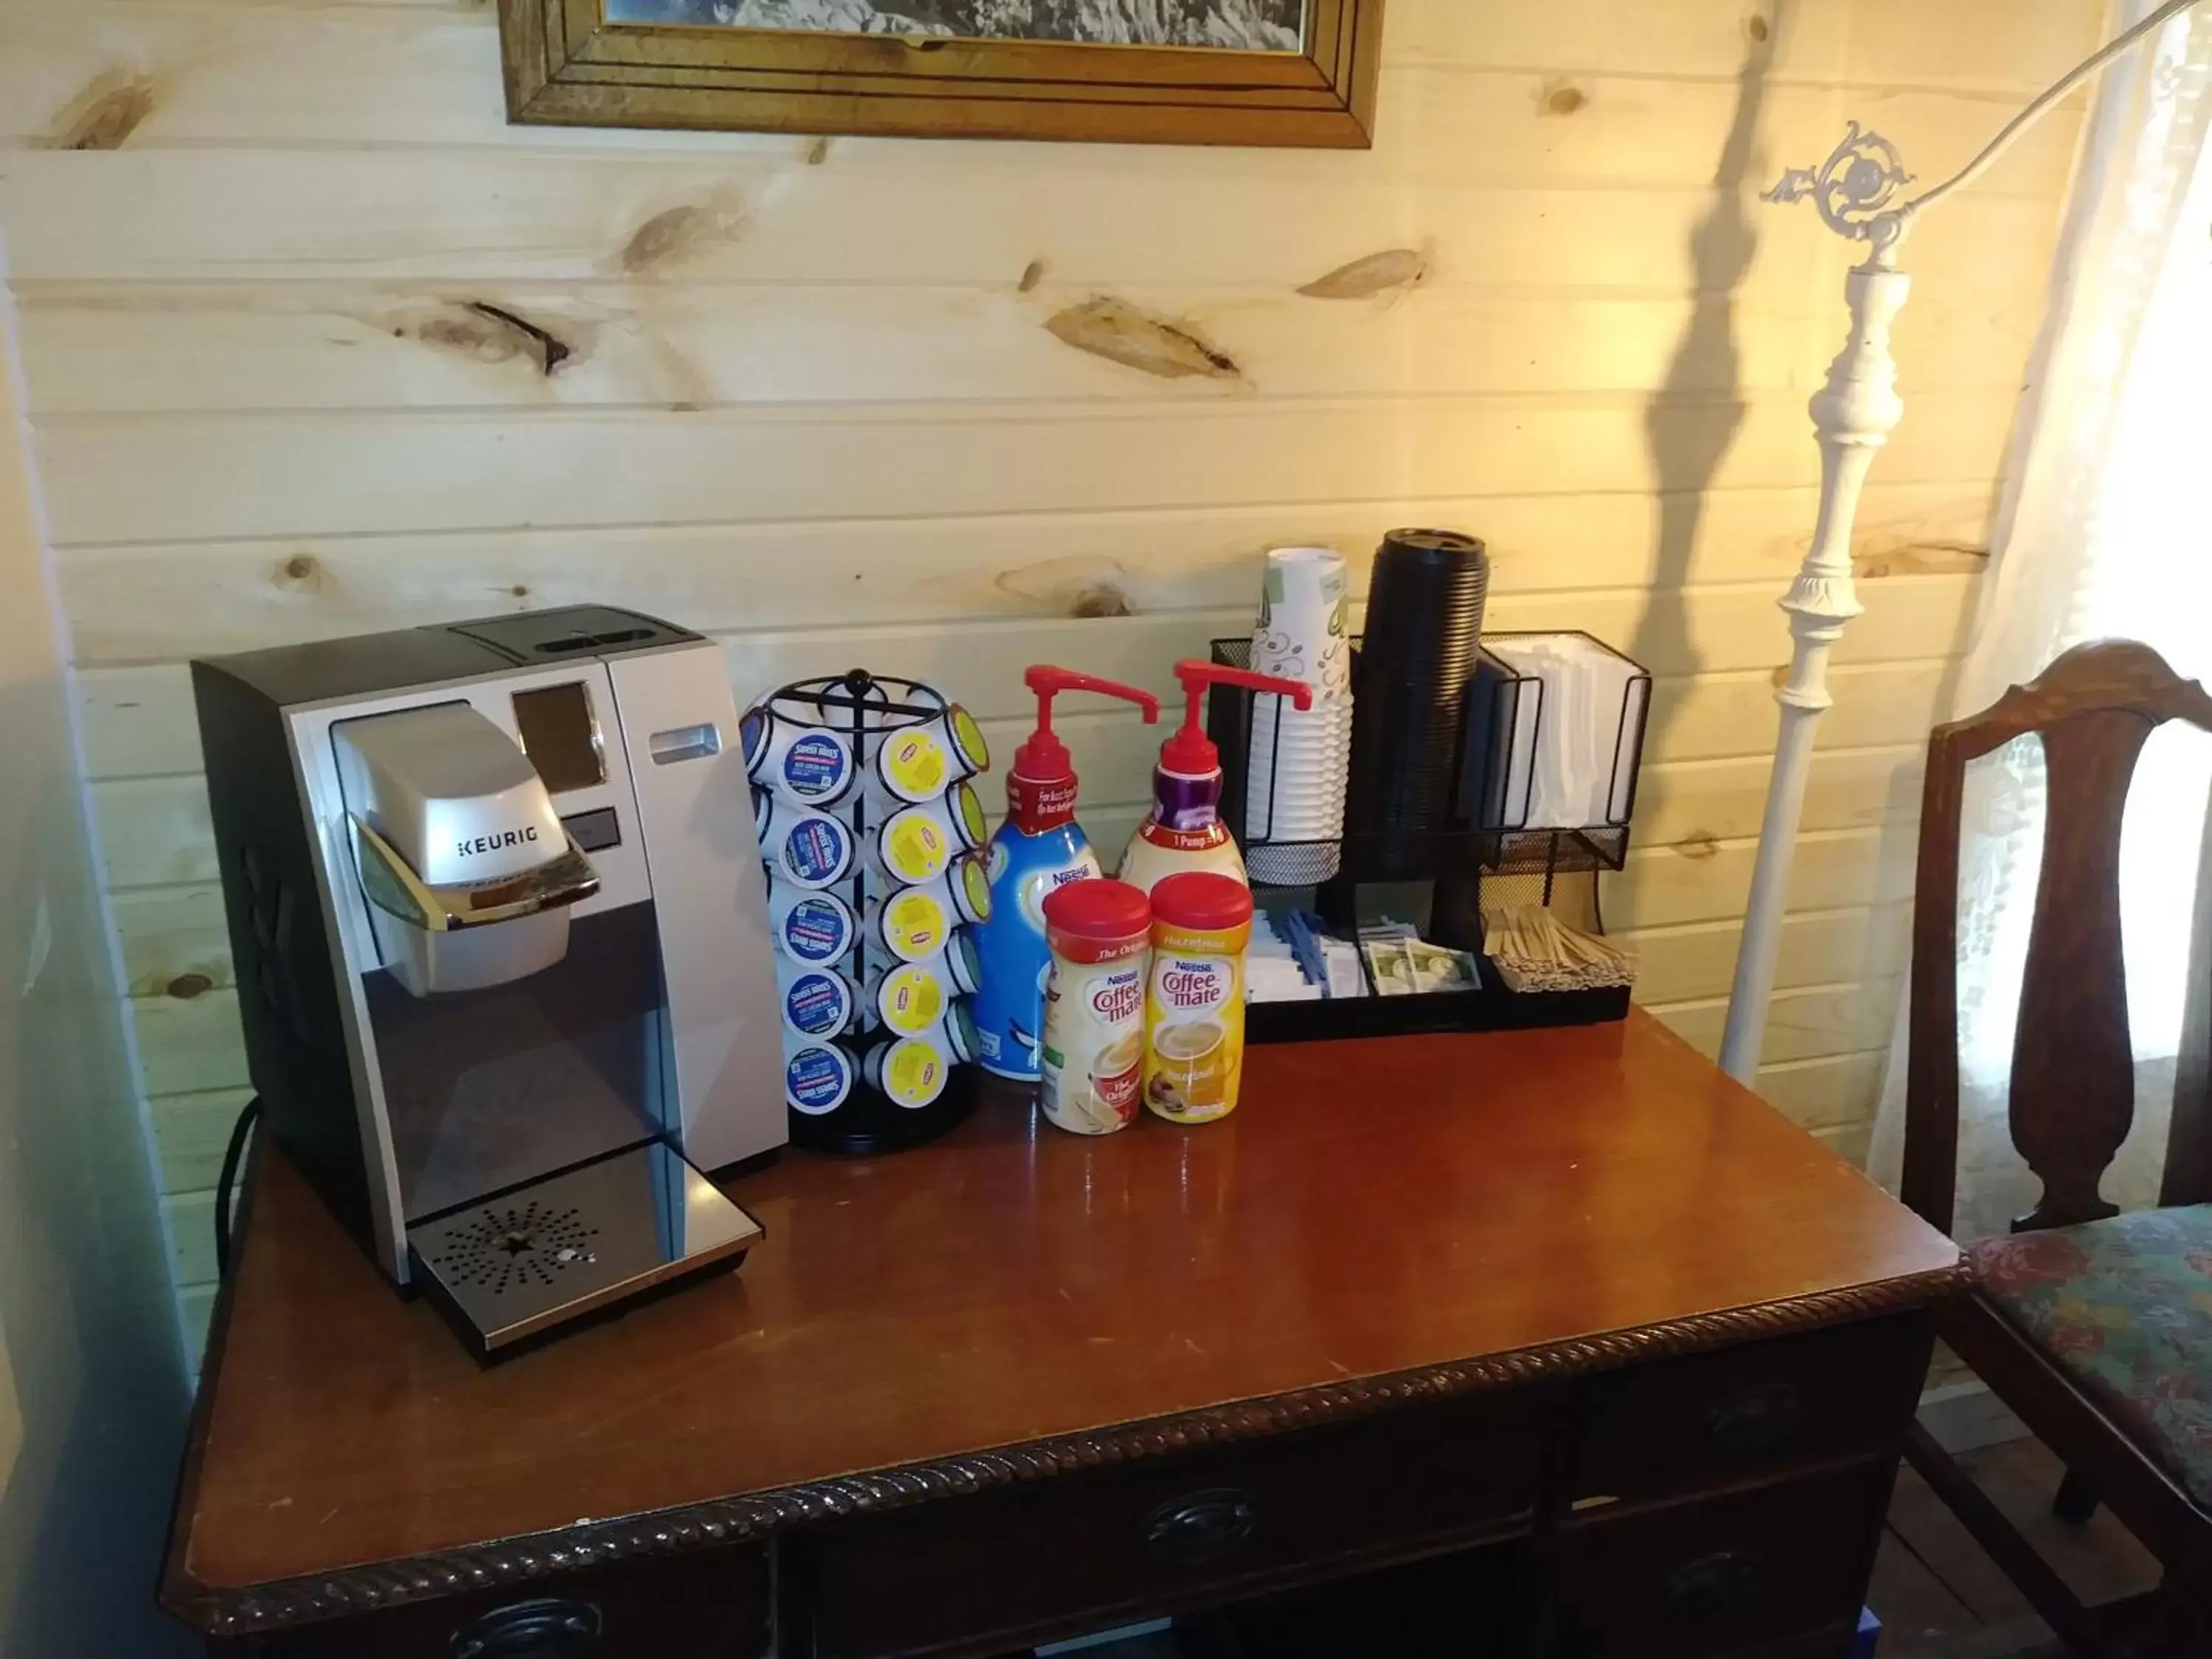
[194,607,785,1358]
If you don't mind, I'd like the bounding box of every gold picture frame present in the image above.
[497,1,1385,149]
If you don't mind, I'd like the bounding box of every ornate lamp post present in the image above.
[1719,0,2205,1084]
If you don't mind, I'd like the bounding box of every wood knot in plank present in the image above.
[49,72,156,150]
[166,973,213,1001]
[1044,297,1240,383]
[1018,259,1047,294]
[805,136,832,164]
[387,301,582,378]
[1298,248,1427,300]
[276,554,324,591]
[1673,833,1722,863]
[996,557,1139,617]
[1851,542,1989,581]
[463,302,574,376]
[1540,81,1589,116]
[1747,15,1772,44]
[1067,585,1133,619]
[619,202,740,275]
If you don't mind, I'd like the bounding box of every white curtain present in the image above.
[1869,1,2212,1242]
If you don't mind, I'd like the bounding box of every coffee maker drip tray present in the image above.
[406,1141,762,1360]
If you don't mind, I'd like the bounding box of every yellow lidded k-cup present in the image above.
[865,855,992,964]
[1142,872,1253,1125]
[875,780,987,886]
[863,1032,953,1110]
[874,704,990,804]
[875,960,949,1037]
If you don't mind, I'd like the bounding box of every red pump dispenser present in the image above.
[1119,660,1312,894]
[1007,667,1160,835]
[1158,660,1312,778]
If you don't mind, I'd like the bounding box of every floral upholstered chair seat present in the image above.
[1969,1205,2212,1512]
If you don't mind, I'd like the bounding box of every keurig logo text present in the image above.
[456,826,540,860]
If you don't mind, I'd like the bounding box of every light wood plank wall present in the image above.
[0,0,2101,1358]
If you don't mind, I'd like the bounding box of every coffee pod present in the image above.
[874,705,990,804]
[867,883,955,965]
[768,886,857,966]
[861,1031,953,1110]
[777,961,856,1041]
[783,1033,855,1117]
[874,780,987,886]
[745,709,855,809]
[874,959,952,1036]
[866,855,991,962]
[759,797,855,891]
[919,1003,980,1065]
[738,704,773,778]
[943,928,983,996]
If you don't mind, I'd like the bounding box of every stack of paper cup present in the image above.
[1245,546,1355,885]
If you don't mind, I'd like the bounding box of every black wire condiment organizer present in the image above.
[756,670,978,1154]
[1207,633,1652,1043]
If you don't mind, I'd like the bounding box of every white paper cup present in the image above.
[1252,546,1353,700]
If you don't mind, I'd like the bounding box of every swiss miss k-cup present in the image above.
[742,705,857,808]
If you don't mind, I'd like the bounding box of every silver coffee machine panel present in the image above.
[192,608,785,1358]
[334,700,598,998]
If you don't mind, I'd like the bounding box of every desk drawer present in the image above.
[236,1545,768,1659]
[1575,1314,1929,1503]
[799,1388,1545,1659]
[1552,1458,1895,1658]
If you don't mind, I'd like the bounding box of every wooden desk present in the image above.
[164,1013,1961,1659]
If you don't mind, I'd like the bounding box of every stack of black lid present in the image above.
[1342,529,1490,881]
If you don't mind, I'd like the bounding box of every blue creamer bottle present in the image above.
[974,666,1159,1080]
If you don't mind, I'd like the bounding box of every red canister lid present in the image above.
[1043,878,1151,943]
[1149,872,1254,932]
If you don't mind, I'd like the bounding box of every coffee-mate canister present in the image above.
[1142,872,1253,1125]
[1038,880,1151,1137]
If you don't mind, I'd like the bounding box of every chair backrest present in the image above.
[1902,639,2212,1237]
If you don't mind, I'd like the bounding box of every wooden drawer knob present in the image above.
[1663,1551,1767,1620]
[1702,1383,1805,1458]
[452,1599,602,1658]
[1143,1489,1256,1567]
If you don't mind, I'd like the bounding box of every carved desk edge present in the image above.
[166,1257,1966,1635]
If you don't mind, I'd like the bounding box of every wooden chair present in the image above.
[1901,639,2212,1655]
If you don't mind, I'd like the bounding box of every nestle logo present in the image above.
[456,826,539,859]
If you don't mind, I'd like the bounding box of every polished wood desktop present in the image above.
[163,1012,1962,1658]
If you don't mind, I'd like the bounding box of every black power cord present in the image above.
[213,1097,263,1280]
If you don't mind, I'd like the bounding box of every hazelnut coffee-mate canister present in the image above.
[1143,872,1253,1125]
[1039,880,1152,1137]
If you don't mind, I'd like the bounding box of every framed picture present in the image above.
[498,1,1385,148]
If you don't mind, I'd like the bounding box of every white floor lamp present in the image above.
[1719,0,2206,1084]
